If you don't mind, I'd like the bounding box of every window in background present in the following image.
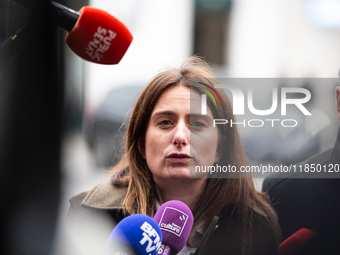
[194,0,233,65]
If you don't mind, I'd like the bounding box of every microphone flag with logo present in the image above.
[154,200,194,255]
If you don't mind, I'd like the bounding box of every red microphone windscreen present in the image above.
[279,228,317,255]
[65,6,133,65]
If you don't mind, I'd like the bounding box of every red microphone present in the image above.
[51,1,133,65]
[279,228,317,255]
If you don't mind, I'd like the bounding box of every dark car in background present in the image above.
[83,85,143,168]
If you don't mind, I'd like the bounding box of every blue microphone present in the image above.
[107,214,162,255]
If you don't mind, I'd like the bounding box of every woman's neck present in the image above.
[156,178,207,211]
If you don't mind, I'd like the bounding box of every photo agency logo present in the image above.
[196,80,312,128]
[191,78,339,179]
[197,82,223,115]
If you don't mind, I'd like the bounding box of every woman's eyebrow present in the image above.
[189,113,213,120]
[151,111,177,120]
[150,111,213,122]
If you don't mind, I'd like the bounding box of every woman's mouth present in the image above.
[167,153,191,163]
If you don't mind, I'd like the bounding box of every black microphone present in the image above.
[50,1,80,32]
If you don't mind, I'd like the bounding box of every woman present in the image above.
[67,56,281,255]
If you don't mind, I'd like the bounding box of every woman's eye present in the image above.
[157,119,173,127]
[191,121,206,128]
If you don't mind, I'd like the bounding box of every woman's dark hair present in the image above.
[109,56,279,251]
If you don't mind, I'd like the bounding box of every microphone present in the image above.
[50,1,133,64]
[154,200,194,255]
[279,228,317,255]
[50,1,80,32]
[107,214,162,255]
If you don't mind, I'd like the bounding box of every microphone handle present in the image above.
[50,1,80,32]
[158,244,171,255]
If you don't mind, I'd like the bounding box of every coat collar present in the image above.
[81,179,127,210]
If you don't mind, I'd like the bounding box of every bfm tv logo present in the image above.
[197,82,311,128]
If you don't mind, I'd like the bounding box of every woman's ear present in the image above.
[138,136,146,159]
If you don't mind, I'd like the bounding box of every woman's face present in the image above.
[140,85,221,184]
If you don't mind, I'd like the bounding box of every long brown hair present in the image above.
[109,56,278,250]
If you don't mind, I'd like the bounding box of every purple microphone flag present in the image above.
[154,200,194,255]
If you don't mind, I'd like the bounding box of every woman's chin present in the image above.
[169,171,191,180]
[169,170,207,180]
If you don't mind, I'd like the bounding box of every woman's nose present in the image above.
[172,122,189,147]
